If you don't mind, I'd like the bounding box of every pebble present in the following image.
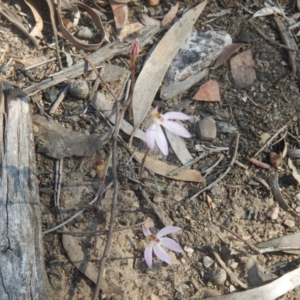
[69,79,89,99]
[284,219,295,228]
[203,256,214,268]
[296,193,300,201]
[211,268,227,285]
[184,246,194,258]
[89,169,97,178]
[196,117,217,140]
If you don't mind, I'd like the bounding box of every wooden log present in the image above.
[0,87,52,299]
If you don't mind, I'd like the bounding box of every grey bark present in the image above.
[0,93,52,299]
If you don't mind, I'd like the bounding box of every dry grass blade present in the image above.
[132,0,208,126]
[24,0,43,38]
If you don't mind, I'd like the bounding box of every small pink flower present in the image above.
[146,107,191,155]
[129,38,139,67]
[142,225,183,268]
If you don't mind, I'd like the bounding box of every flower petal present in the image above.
[154,125,169,155]
[163,112,191,121]
[163,121,191,138]
[144,243,153,268]
[153,243,171,265]
[142,225,151,237]
[160,237,183,253]
[157,226,182,238]
[146,124,157,151]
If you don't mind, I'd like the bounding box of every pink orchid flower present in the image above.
[142,225,183,268]
[146,107,191,155]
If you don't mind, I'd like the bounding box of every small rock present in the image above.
[147,0,160,6]
[203,256,214,268]
[211,268,227,285]
[174,194,183,202]
[284,219,295,228]
[230,261,239,269]
[153,196,165,203]
[296,193,300,201]
[193,80,221,101]
[229,285,236,292]
[296,206,300,213]
[184,246,194,258]
[196,117,217,140]
[169,252,180,265]
[149,294,158,300]
[69,80,89,99]
[89,169,97,178]
[217,121,237,133]
[267,206,279,220]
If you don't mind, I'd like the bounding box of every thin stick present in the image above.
[139,147,149,180]
[93,98,120,299]
[212,250,248,289]
[183,132,240,204]
[167,152,207,176]
[42,181,113,234]
[213,219,261,254]
[254,125,288,157]
[49,83,70,115]
[248,19,300,53]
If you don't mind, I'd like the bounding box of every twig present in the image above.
[139,147,150,180]
[183,132,240,204]
[248,19,300,53]
[234,160,248,169]
[42,181,113,234]
[93,96,120,299]
[49,83,70,115]
[80,50,118,101]
[212,250,248,289]
[254,125,288,156]
[213,219,261,254]
[54,158,63,207]
[203,153,225,177]
[167,152,207,176]
[56,221,150,236]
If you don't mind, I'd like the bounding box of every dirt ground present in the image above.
[2,0,300,299]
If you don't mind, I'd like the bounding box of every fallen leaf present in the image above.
[14,56,48,67]
[162,2,179,26]
[24,0,43,39]
[165,129,193,164]
[193,79,221,101]
[140,14,161,26]
[256,232,300,254]
[118,22,145,41]
[288,158,300,184]
[62,228,121,294]
[33,115,113,159]
[204,268,300,300]
[259,132,271,145]
[132,0,208,126]
[252,6,283,18]
[109,0,128,29]
[230,50,256,88]
[135,152,206,183]
[211,43,247,69]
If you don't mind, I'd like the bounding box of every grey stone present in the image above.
[163,29,232,86]
[211,268,227,285]
[69,79,89,99]
[196,117,217,140]
[203,256,214,268]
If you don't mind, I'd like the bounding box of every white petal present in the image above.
[157,226,182,237]
[164,111,191,121]
[160,237,183,253]
[144,243,154,268]
[163,121,191,138]
[153,243,171,265]
[142,225,151,237]
[154,125,168,155]
[145,124,156,151]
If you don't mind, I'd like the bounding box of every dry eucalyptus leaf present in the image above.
[211,43,247,69]
[252,6,283,18]
[269,152,283,167]
[162,2,179,26]
[165,129,193,164]
[256,232,300,255]
[109,0,128,29]
[33,115,112,159]
[135,152,205,183]
[24,0,43,39]
[132,0,208,126]
[118,22,145,41]
[62,229,121,294]
[140,14,161,26]
[204,268,300,300]
[288,158,300,184]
